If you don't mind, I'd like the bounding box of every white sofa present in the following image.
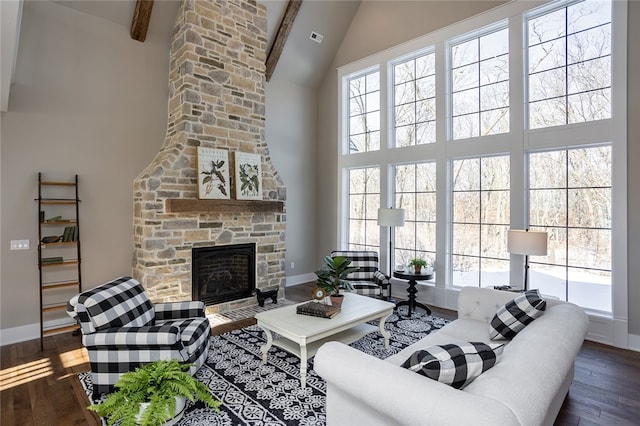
[315,287,589,426]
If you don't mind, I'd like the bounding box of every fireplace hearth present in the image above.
[192,244,256,305]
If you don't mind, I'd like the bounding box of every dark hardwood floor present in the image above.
[1,282,638,425]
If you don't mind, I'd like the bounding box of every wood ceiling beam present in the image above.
[130,0,154,42]
[265,0,302,82]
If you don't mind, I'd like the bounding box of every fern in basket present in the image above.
[88,359,221,426]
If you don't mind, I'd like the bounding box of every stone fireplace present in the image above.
[132,0,286,313]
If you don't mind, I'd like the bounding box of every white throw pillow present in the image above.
[400,341,504,389]
[489,289,546,340]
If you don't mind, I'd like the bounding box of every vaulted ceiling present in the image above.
[1,0,361,111]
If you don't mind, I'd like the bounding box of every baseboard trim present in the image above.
[0,318,75,346]
[0,323,40,346]
[286,272,315,287]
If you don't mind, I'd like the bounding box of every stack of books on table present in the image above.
[296,301,341,319]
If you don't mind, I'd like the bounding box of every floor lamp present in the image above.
[508,229,548,291]
[377,208,406,278]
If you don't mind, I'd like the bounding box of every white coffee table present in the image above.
[255,292,394,388]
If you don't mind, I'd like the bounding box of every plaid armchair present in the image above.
[66,276,210,398]
[330,251,391,299]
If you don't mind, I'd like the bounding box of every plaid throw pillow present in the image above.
[401,342,504,389]
[489,289,547,340]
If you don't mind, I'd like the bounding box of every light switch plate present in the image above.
[10,240,29,250]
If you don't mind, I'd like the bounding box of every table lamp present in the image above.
[508,229,548,290]
[378,208,406,277]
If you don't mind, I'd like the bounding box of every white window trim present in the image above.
[336,0,628,349]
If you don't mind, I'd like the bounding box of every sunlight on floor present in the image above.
[58,347,88,368]
[0,358,53,391]
[206,313,234,327]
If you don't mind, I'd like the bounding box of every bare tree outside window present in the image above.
[348,72,380,153]
[528,0,611,129]
[348,167,380,251]
[529,146,612,311]
[451,27,509,140]
[394,163,437,267]
[452,156,510,287]
[394,52,436,147]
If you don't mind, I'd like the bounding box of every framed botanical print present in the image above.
[234,152,262,200]
[197,147,230,199]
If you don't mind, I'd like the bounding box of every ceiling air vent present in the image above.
[310,31,324,44]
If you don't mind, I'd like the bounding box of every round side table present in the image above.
[393,271,434,317]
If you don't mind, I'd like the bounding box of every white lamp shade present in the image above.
[377,208,405,227]
[508,230,548,256]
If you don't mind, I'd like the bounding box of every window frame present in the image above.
[335,0,627,345]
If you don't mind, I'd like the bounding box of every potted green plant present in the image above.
[88,359,221,426]
[408,257,430,274]
[314,255,358,306]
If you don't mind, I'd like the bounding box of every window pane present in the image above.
[567,0,611,34]
[528,39,566,74]
[347,71,380,153]
[416,121,436,145]
[453,159,480,191]
[394,162,437,264]
[530,150,566,188]
[347,167,380,251]
[530,189,567,227]
[452,88,478,116]
[529,264,566,299]
[528,146,611,311]
[453,114,479,139]
[567,89,611,124]
[568,268,611,312]
[451,27,509,139]
[393,52,436,148]
[567,25,611,65]
[395,125,414,148]
[529,98,566,129]
[528,0,611,128]
[453,192,479,223]
[528,9,566,45]
[480,55,509,85]
[452,255,480,287]
[568,228,611,269]
[568,147,611,187]
[416,54,435,78]
[529,68,566,102]
[480,28,509,59]
[451,38,478,68]
[480,258,509,288]
[452,63,478,92]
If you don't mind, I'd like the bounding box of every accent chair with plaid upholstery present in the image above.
[330,250,390,299]
[66,276,211,398]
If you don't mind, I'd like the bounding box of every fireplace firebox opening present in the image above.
[192,243,256,305]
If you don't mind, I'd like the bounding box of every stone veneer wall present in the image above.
[132,0,286,312]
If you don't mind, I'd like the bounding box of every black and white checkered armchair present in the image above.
[330,251,391,299]
[66,276,211,399]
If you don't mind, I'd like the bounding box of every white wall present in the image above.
[265,79,317,283]
[0,0,171,339]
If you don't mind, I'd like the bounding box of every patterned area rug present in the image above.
[79,308,448,425]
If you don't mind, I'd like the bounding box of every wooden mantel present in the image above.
[166,199,284,214]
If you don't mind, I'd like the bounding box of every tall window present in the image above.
[450,26,509,139]
[394,163,437,266]
[347,167,380,250]
[337,0,623,319]
[348,71,380,153]
[529,147,612,311]
[452,156,510,287]
[393,52,436,147]
[527,0,611,129]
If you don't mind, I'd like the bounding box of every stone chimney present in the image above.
[132,0,286,312]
